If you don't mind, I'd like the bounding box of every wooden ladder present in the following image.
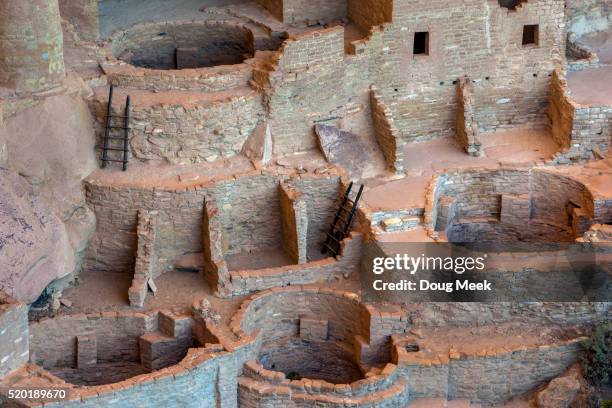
[321,182,364,258]
[101,85,131,171]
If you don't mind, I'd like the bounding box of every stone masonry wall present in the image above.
[380,0,564,141]
[202,195,231,297]
[257,27,347,154]
[455,77,480,156]
[427,169,595,242]
[29,311,157,368]
[93,88,265,165]
[129,211,159,307]
[550,69,575,150]
[0,293,28,377]
[109,20,254,70]
[84,170,341,273]
[228,232,362,295]
[233,289,370,345]
[370,87,405,172]
[27,336,259,408]
[103,62,253,93]
[398,339,582,404]
[549,69,612,160]
[279,182,308,264]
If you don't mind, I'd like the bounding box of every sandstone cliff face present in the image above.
[0,92,97,303]
[0,169,75,303]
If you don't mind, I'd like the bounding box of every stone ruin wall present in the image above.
[86,0,603,167]
[426,168,598,241]
[550,69,612,160]
[84,171,343,274]
[375,0,565,143]
[29,311,156,369]
[0,293,28,377]
[91,89,265,165]
[399,338,582,404]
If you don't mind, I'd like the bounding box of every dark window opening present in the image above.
[414,32,429,55]
[499,0,523,9]
[522,25,539,46]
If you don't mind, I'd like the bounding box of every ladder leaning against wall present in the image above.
[100,85,131,171]
[321,182,364,258]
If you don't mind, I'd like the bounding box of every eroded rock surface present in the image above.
[0,169,75,303]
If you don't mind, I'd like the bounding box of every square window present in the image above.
[522,24,539,46]
[414,32,429,55]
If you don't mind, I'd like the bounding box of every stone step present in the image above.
[158,310,193,338]
[139,331,191,371]
[381,216,421,232]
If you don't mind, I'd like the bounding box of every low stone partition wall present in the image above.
[0,292,28,377]
[228,231,362,295]
[409,302,612,328]
[394,335,584,404]
[455,77,481,156]
[13,339,258,408]
[129,210,159,307]
[370,86,404,173]
[549,69,612,161]
[279,181,308,264]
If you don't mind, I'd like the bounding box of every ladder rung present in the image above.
[106,126,131,130]
[103,136,129,140]
[104,115,130,118]
[102,159,129,163]
[326,233,341,243]
[323,243,339,256]
[97,147,126,151]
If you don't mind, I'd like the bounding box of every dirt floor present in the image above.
[361,128,560,213]
[568,31,612,106]
[40,268,361,325]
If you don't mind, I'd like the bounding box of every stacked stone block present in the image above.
[129,210,159,308]
[0,292,28,376]
[370,87,405,173]
[455,77,481,156]
[279,182,308,264]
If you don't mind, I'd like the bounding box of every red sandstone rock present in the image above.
[0,169,75,303]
